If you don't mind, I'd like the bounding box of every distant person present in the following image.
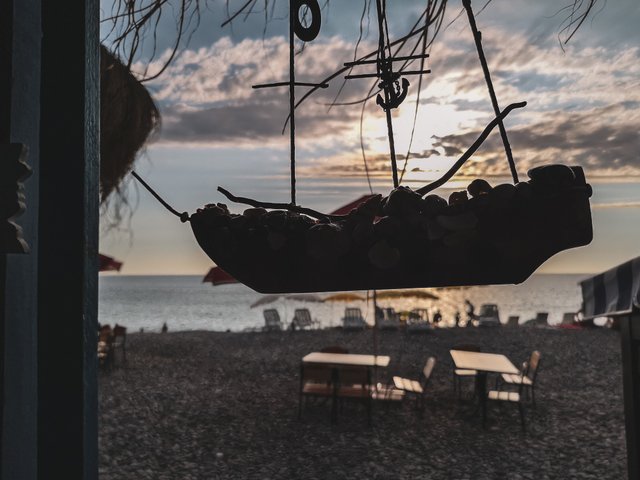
[454,311,461,328]
[464,299,476,324]
[161,322,168,333]
[433,309,442,325]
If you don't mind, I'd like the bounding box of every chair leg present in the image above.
[531,386,536,408]
[298,393,303,419]
[518,403,526,431]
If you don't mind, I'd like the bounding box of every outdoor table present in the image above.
[450,349,519,426]
[301,352,390,422]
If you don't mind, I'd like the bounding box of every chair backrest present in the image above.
[452,344,481,352]
[507,316,519,327]
[337,366,370,387]
[384,308,398,321]
[113,324,126,338]
[421,356,437,389]
[345,308,363,319]
[526,351,541,383]
[302,364,332,384]
[535,312,549,325]
[293,308,313,327]
[320,345,349,354]
[263,309,281,327]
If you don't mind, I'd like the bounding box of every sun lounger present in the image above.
[291,308,318,330]
[378,307,400,330]
[506,316,519,327]
[263,309,283,331]
[524,312,549,327]
[406,308,433,333]
[342,308,367,330]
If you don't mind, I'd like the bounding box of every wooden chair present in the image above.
[291,308,317,330]
[452,344,480,398]
[263,309,283,332]
[392,356,436,413]
[336,366,372,425]
[298,364,334,419]
[97,325,114,370]
[498,350,541,406]
[320,346,349,354]
[487,379,527,430]
[342,308,366,330]
[112,324,127,364]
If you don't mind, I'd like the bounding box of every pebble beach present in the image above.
[99,326,626,480]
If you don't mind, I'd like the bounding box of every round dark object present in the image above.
[422,194,448,215]
[383,186,423,217]
[293,0,321,42]
[467,178,492,197]
[527,164,575,187]
[448,191,468,206]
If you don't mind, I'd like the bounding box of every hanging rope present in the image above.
[131,170,190,223]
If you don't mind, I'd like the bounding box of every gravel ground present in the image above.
[99,327,627,480]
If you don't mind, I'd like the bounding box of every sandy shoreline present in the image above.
[99,327,626,479]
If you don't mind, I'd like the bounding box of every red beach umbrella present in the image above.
[99,253,123,272]
[329,194,379,215]
[203,266,237,285]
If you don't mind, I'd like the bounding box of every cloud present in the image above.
[141,19,639,180]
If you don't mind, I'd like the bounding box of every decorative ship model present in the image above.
[138,0,593,293]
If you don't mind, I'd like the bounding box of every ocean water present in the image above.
[98,274,589,332]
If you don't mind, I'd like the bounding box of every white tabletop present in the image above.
[450,350,519,374]
[302,352,390,367]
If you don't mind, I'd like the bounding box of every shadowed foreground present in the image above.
[99,327,625,479]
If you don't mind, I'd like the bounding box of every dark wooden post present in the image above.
[38,0,99,478]
[1,0,41,478]
[620,312,640,480]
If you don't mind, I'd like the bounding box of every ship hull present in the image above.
[190,166,593,293]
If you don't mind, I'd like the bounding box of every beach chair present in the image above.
[487,377,527,430]
[524,312,549,327]
[378,307,400,330]
[561,312,576,325]
[506,316,519,327]
[263,309,283,332]
[452,344,481,398]
[392,356,436,413]
[497,351,541,406]
[298,363,334,419]
[291,308,318,330]
[342,308,367,330]
[112,324,127,364]
[406,308,433,334]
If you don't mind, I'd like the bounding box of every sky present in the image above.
[99,0,640,276]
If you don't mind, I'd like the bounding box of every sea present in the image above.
[98,274,591,333]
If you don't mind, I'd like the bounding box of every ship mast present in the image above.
[252,0,326,205]
[344,0,431,189]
